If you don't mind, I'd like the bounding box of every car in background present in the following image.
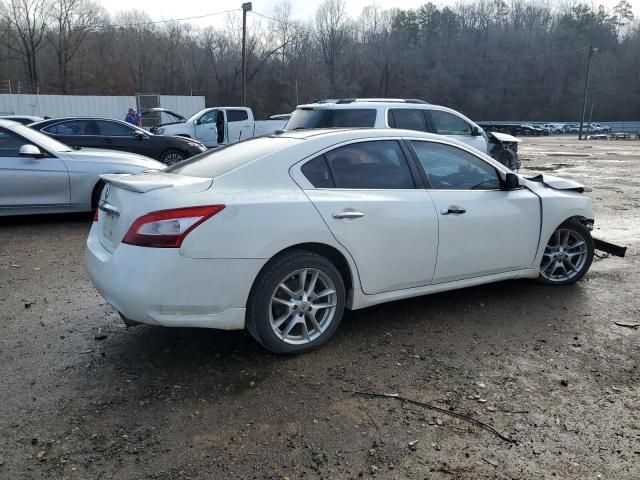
[519,124,547,136]
[150,107,288,148]
[542,123,564,134]
[29,117,207,165]
[563,124,580,134]
[86,128,595,354]
[0,115,46,125]
[589,123,611,133]
[285,98,522,170]
[0,119,164,216]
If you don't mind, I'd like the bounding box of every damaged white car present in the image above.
[86,129,595,354]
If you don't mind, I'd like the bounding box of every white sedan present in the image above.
[86,129,595,354]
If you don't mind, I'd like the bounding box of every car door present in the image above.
[428,109,488,154]
[298,139,439,295]
[226,109,252,142]
[95,120,152,156]
[0,127,69,208]
[408,139,541,284]
[194,110,220,147]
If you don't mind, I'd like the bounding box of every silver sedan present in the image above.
[0,120,164,216]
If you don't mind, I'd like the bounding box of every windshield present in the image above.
[13,123,73,152]
[286,108,376,130]
[166,136,298,178]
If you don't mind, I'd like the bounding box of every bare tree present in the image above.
[315,0,347,92]
[46,0,106,93]
[0,0,52,88]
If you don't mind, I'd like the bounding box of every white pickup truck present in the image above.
[149,107,287,148]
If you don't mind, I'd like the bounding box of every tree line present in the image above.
[0,0,638,121]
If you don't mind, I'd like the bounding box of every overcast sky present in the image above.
[102,0,640,28]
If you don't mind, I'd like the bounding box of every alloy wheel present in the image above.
[269,268,338,345]
[540,228,589,282]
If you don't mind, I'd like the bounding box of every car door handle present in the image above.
[440,206,466,215]
[333,211,365,220]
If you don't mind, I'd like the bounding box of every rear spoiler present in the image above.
[100,173,212,193]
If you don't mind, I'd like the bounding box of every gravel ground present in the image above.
[1,137,638,479]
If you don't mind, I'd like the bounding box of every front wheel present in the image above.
[246,251,346,354]
[537,219,594,285]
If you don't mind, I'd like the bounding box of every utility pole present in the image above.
[578,46,598,140]
[241,2,252,106]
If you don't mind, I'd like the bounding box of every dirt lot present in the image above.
[1,137,638,480]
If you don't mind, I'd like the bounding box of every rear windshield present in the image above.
[166,136,297,178]
[286,108,376,130]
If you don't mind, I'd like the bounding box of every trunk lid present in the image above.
[97,172,213,252]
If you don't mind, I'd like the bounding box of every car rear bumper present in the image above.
[85,225,265,330]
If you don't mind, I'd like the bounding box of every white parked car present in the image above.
[150,107,287,148]
[0,120,164,216]
[86,129,595,354]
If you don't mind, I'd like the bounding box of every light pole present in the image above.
[241,2,252,106]
[578,46,598,140]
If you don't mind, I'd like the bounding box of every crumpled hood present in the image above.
[67,148,164,170]
[487,131,521,143]
[526,174,585,192]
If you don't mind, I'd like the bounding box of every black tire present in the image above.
[246,250,346,354]
[91,181,104,210]
[537,219,594,285]
[160,149,187,165]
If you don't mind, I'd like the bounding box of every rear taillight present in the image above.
[93,210,99,222]
[122,205,225,248]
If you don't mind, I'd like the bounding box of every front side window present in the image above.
[322,140,414,189]
[199,111,218,124]
[387,109,428,132]
[410,140,500,190]
[431,110,472,136]
[0,127,26,157]
[97,120,135,137]
[227,110,249,122]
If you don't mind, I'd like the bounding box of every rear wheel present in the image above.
[538,219,594,285]
[246,251,345,354]
[160,149,187,165]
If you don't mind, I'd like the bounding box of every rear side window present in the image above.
[44,120,96,135]
[227,110,249,122]
[387,109,428,132]
[327,109,376,127]
[286,108,376,129]
[301,156,333,188]
[431,110,472,136]
[323,140,414,189]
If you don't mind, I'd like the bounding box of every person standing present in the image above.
[125,108,144,126]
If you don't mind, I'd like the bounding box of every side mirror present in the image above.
[502,172,520,190]
[471,125,482,136]
[19,144,44,158]
[133,131,145,140]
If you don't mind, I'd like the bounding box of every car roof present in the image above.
[0,119,21,128]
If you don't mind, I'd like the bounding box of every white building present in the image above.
[0,93,205,125]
